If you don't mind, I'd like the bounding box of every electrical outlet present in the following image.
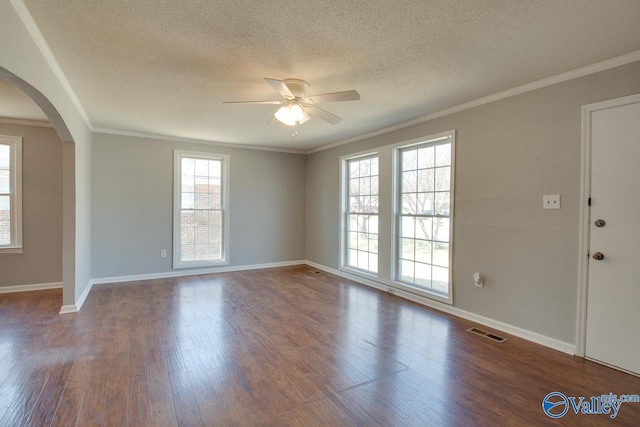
[160,250,167,258]
[543,195,560,209]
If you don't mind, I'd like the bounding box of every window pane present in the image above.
[402,171,417,193]
[400,216,415,238]
[435,192,450,216]
[209,177,221,193]
[0,195,10,245]
[371,157,379,175]
[209,160,221,178]
[418,146,435,168]
[195,159,209,176]
[434,218,450,242]
[436,143,451,167]
[400,238,414,260]
[357,250,368,270]
[400,260,414,282]
[417,193,435,216]
[417,169,434,192]
[0,169,9,193]
[368,216,378,235]
[369,234,378,254]
[210,210,223,227]
[357,232,367,251]
[349,178,359,196]
[415,262,432,287]
[368,196,379,214]
[432,266,449,293]
[348,249,357,266]
[402,149,417,170]
[371,176,379,194]
[415,217,431,240]
[369,253,378,273]
[433,242,450,267]
[347,231,357,250]
[180,244,195,261]
[402,194,417,214]
[435,167,450,191]
[360,177,371,195]
[415,240,432,264]
[209,192,221,209]
[181,175,194,193]
[349,161,360,178]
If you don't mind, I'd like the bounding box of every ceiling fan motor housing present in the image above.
[283,79,309,99]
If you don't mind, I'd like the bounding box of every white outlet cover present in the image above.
[543,194,561,209]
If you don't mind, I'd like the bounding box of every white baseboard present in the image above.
[0,281,62,294]
[305,260,576,355]
[59,304,78,314]
[90,260,307,286]
[59,279,93,314]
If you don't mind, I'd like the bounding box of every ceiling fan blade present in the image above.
[222,100,282,105]
[304,90,360,104]
[264,78,294,99]
[305,104,343,125]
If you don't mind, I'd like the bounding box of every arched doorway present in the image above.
[0,67,76,310]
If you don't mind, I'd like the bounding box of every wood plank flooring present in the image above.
[0,265,638,426]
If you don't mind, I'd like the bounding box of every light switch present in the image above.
[543,195,560,209]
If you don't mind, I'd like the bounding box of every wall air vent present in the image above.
[467,327,507,343]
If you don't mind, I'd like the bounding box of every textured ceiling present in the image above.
[0,77,48,123]
[19,0,640,151]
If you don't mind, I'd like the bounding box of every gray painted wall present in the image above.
[91,133,306,278]
[305,61,640,344]
[0,123,63,287]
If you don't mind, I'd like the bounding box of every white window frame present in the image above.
[0,135,23,253]
[173,150,230,268]
[339,151,380,277]
[393,132,455,303]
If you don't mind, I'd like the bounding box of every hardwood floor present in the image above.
[0,265,638,426]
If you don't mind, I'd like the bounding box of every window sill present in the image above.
[391,280,453,305]
[0,247,23,254]
[339,265,379,281]
[173,259,229,269]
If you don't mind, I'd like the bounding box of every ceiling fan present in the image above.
[223,78,360,126]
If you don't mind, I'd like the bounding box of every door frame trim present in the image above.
[576,92,640,357]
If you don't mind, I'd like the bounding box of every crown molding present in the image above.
[92,127,307,155]
[306,50,640,155]
[0,116,52,128]
[10,0,94,131]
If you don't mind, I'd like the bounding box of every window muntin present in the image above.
[174,151,229,268]
[397,137,453,295]
[0,136,22,250]
[344,155,379,273]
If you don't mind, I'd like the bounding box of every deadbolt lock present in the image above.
[594,219,606,228]
[592,252,604,261]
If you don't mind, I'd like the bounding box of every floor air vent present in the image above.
[467,327,507,343]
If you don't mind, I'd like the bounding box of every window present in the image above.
[396,135,454,298]
[0,135,22,252]
[173,150,229,268]
[342,154,379,274]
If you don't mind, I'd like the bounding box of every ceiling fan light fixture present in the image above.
[275,101,310,126]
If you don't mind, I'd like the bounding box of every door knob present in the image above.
[592,252,604,261]
[594,219,606,228]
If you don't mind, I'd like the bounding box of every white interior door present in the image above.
[585,98,640,375]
